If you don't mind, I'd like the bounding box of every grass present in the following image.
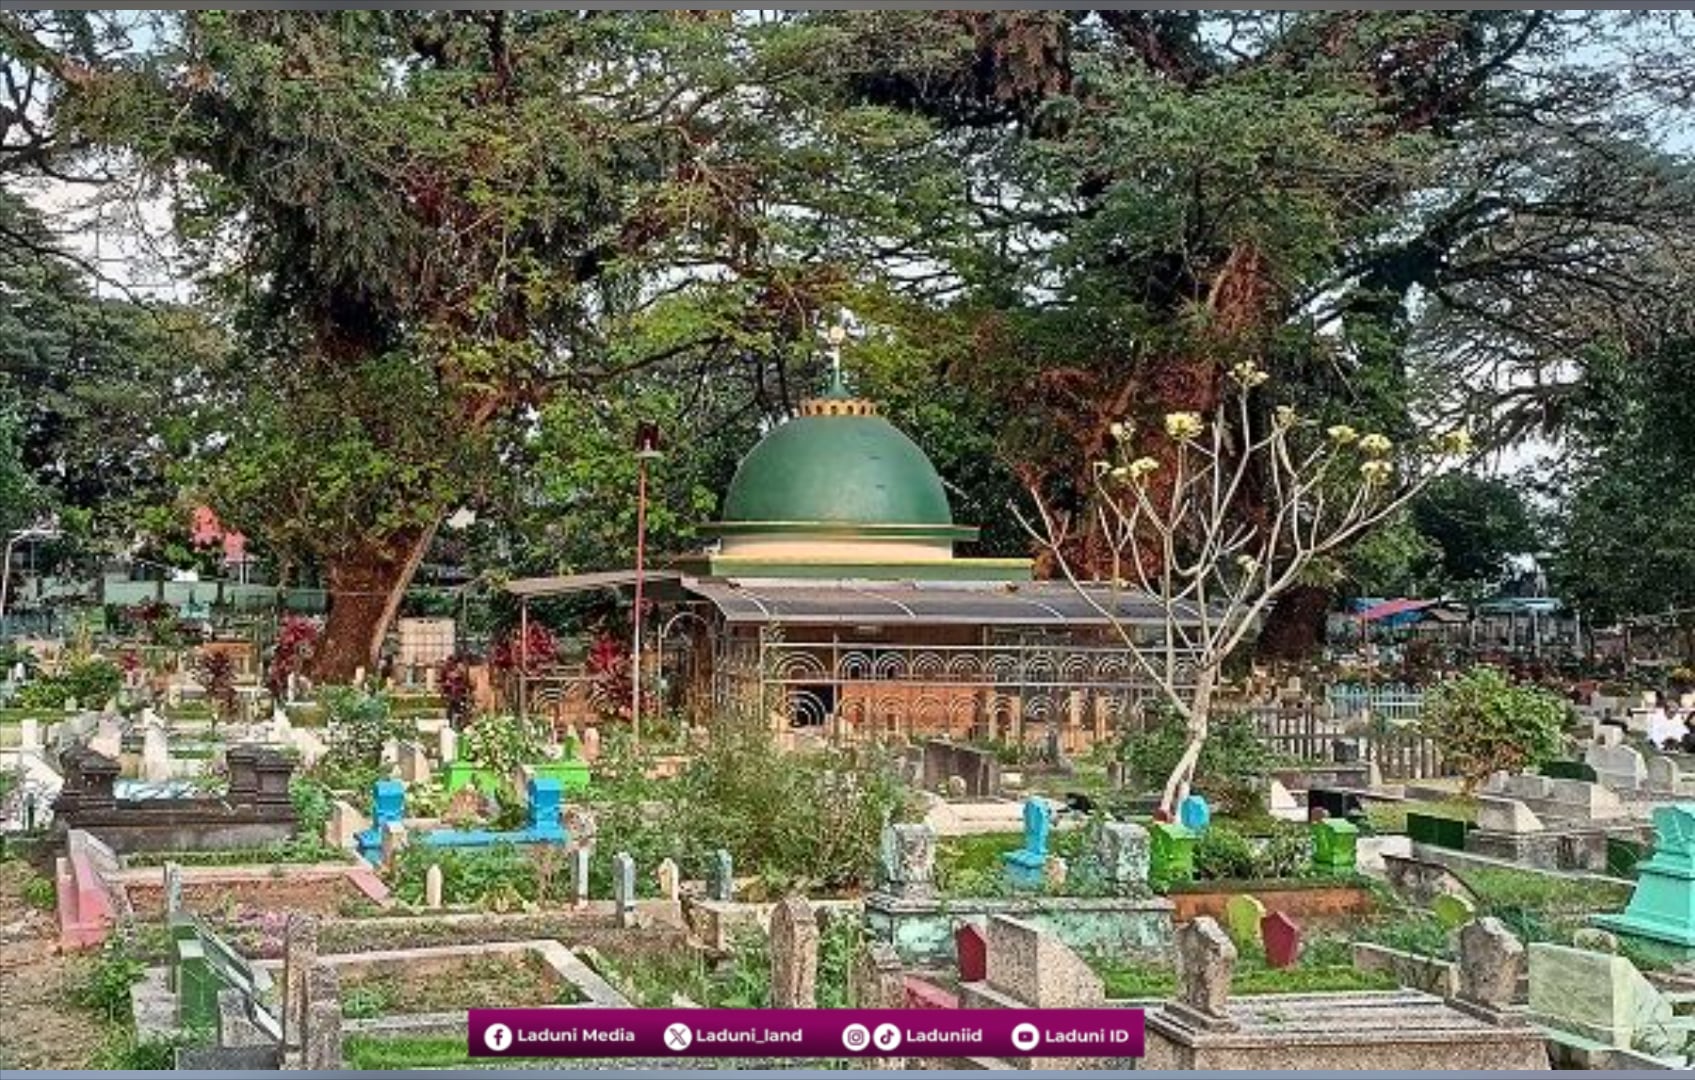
[339,952,580,1017]
[124,840,350,868]
[1095,939,1398,1000]
[1363,797,1477,835]
[1456,865,1632,916]
[344,1034,552,1070]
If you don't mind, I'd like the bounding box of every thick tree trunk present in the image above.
[1160,666,1217,814]
[1256,584,1332,662]
[309,523,439,684]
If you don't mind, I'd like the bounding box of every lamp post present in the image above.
[1,522,62,634]
[632,423,664,745]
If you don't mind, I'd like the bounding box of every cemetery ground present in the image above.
[8,671,1695,1069]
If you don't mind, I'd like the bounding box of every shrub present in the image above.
[1193,822,1258,880]
[461,713,547,777]
[1119,705,1273,815]
[1418,666,1566,791]
[267,616,319,696]
[437,653,479,729]
[319,687,407,769]
[69,935,146,1023]
[15,658,123,710]
[22,872,57,911]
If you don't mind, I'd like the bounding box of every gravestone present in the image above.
[396,741,431,785]
[581,727,601,762]
[1311,818,1358,873]
[140,722,171,783]
[1456,917,1523,1011]
[1266,778,1299,816]
[571,846,591,908]
[709,849,734,902]
[1585,744,1647,793]
[1433,892,1477,930]
[849,940,906,1011]
[1001,799,1053,889]
[325,801,369,850]
[438,725,457,765]
[1476,796,1543,834]
[88,716,122,760]
[1150,822,1196,882]
[1596,803,1695,949]
[769,896,819,1008]
[371,780,405,828]
[613,852,637,928]
[379,822,407,871]
[303,962,342,1070]
[424,864,443,909]
[1647,756,1689,797]
[1529,942,1687,1056]
[1308,788,1363,821]
[19,716,40,752]
[163,862,184,921]
[956,923,987,983]
[1044,855,1068,890]
[1223,894,1267,949]
[1179,794,1212,832]
[983,914,1104,1008]
[1107,761,1128,790]
[656,857,680,902]
[1175,916,1236,1023]
[1407,813,1471,850]
[1260,912,1301,969]
[282,914,319,1053]
[878,823,937,899]
[1087,819,1150,891]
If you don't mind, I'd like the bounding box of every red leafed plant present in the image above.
[267,615,320,696]
[197,651,239,727]
[438,652,480,729]
[490,623,559,674]
[584,632,653,723]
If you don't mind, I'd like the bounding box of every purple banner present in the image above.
[469,1008,1144,1058]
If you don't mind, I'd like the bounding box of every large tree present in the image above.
[832,11,1695,646]
[34,12,958,678]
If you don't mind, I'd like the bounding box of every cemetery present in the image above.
[6,10,1695,1074]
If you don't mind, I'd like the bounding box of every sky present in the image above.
[17,11,1694,489]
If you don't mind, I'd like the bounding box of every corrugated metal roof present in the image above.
[683,578,1200,627]
[504,570,683,598]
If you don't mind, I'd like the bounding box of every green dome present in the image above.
[710,411,972,538]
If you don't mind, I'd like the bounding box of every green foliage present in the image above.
[318,687,407,772]
[289,776,334,837]
[589,716,912,896]
[89,1030,206,1071]
[387,843,546,908]
[1119,707,1274,815]
[22,871,57,910]
[14,658,122,710]
[1418,667,1567,791]
[69,935,147,1023]
[460,714,546,777]
[1192,822,1259,881]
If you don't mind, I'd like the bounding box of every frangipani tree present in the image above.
[1025,361,1474,812]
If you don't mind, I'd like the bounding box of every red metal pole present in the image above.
[632,455,649,744]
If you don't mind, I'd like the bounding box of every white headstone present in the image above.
[656,857,680,902]
[396,742,431,785]
[88,716,122,759]
[1267,778,1300,816]
[292,728,328,769]
[438,726,457,765]
[1647,756,1684,796]
[1584,744,1647,793]
[141,723,171,783]
[19,716,41,751]
[326,801,371,850]
[1476,796,1543,834]
[424,863,444,909]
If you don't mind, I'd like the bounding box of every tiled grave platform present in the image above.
[1141,989,1550,1070]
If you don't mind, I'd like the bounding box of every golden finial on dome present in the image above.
[803,315,877,416]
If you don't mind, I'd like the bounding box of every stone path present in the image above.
[0,860,109,1069]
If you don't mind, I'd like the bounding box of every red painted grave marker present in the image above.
[955,922,987,983]
[1261,911,1302,969]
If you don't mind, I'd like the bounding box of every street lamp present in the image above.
[631,422,664,745]
[1,521,64,631]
